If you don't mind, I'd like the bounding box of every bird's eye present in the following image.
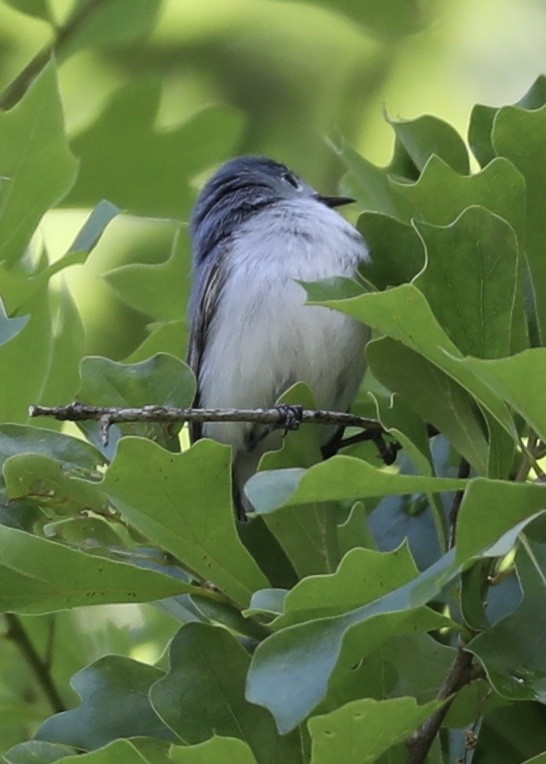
[282,172,299,189]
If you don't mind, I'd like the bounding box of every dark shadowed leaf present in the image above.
[469,540,546,705]
[367,338,489,473]
[37,656,174,749]
[150,623,303,762]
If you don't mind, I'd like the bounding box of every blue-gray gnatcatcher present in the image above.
[188,156,370,515]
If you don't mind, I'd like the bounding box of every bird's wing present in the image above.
[186,253,229,442]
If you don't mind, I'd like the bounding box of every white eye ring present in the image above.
[282,172,299,189]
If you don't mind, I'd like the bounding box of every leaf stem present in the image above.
[3,613,66,713]
[405,644,481,764]
[0,0,112,111]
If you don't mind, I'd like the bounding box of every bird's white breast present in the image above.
[199,198,370,454]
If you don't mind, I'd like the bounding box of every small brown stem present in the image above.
[405,646,479,764]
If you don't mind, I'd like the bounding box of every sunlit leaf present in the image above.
[0,63,77,266]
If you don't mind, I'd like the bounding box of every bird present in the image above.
[187,155,370,517]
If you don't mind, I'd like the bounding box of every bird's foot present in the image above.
[275,404,304,435]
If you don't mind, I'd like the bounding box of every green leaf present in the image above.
[517,75,546,110]
[0,423,105,473]
[0,287,55,423]
[125,320,189,364]
[65,199,120,257]
[37,656,174,749]
[469,540,546,705]
[79,354,194,409]
[456,479,546,563]
[388,113,469,174]
[367,338,489,473]
[391,156,526,243]
[307,282,516,439]
[102,438,269,607]
[67,83,243,217]
[39,287,86,412]
[492,103,546,340]
[170,738,257,764]
[246,455,466,515]
[38,739,151,763]
[271,544,420,629]
[2,0,51,20]
[358,213,425,289]
[413,207,526,357]
[104,227,190,324]
[59,0,162,57]
[458,350,546,445]
[246,551,457,733]
[0,297,28,346]
[468,104,498,167]
[77,353,195,452]
[372,393,433,475]
[4,741,77,764]
[151,623,303,762]
[0,525,199,613]
[0,62,77,266]
[337,501,376,556]
[335,139,408,217]
[3,452,109,515]
[308,696,442,764]
[296,0,431,36]
[522,754,546,764]
[257,384,340,577]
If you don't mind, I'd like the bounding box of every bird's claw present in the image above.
[275,404,304,435]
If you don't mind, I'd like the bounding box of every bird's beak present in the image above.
[315,194,355,208]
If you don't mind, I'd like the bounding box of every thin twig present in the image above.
[29,401,384,442]
[0,0,112,111]
[405,645,481,764]
[4,614,66,713]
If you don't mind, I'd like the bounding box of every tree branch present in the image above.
[29,401,385,444]
[0,0,112,111]
[4,614,66,714]
[405,645,482,764]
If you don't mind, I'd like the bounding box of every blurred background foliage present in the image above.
[1,0,545,360]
